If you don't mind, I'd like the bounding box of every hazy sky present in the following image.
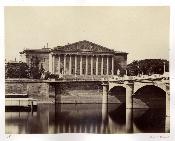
[5,6,170,63]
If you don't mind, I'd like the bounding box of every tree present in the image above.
[127,59,169,76]
[29,56,45,79]
[5,62,30,78]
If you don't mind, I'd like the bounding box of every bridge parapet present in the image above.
[108,75,169,93]
[133,81,169,94]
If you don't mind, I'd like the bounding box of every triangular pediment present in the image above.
[54,40,116,53]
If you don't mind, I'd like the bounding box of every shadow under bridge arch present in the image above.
[108,86,126,104]
[133,85,166,109]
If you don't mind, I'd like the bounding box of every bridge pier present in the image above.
[125,82,133,133]
[101,83,109,133]
[166,91,170,117]
[54,84,61,103]
[125,83,133,109]
[102,83,108,121]
[102,83,108,104]
[165,91,170,133]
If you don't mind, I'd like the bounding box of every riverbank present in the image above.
[5,78,151,108]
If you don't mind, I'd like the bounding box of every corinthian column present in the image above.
[63,55,66,74]
[106,56,109,75]
[96,56,98,75]
[58,55,60,74]
[75,55,77,75]
[69,55,72,75]
[86,55,88,75]
[111,56,114,75]
[80,55,83,75]
[91,56,93,75]
[101,56,103,75]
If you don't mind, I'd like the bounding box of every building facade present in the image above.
[20,40,128,76]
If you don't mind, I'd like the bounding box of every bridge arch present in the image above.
[133,85,166,108]
[108,85,126,104]
[133,82,167,94]
[108,83,127,92]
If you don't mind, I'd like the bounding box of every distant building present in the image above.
[5,58,19,64]
[5,59,29,78]
[19,40,128,76]
[5,59,22,67]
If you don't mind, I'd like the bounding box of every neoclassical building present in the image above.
[20,40,128,76]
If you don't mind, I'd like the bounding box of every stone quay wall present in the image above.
[5,79,163,108]
[5,79,51,101]
[5,79,124,103]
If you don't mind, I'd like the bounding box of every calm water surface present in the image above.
[5,103,169,134]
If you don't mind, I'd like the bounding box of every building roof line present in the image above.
[53,40,128,54]
[20,40,128,54]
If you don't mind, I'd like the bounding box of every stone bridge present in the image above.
[5,75,170,118]
[100,77,170,133]
[5,75,170,133]
[101,78,170,117]
[108,80,169,94]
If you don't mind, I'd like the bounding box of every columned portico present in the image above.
[48,41,127,76]
[52,54,117,76]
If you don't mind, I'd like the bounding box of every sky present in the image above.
[5,6,170,63]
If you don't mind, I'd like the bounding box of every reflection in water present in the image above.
[133,108,167,133]
[126,108,133,133]
[5,103,168,134]
[101,103,108,133]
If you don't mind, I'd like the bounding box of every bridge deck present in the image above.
[5,74,169,84]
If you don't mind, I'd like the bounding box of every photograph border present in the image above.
[1,0,175,141]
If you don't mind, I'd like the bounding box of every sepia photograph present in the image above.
[5,6,170,134]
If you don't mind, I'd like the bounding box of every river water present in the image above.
[5,103,169,134]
